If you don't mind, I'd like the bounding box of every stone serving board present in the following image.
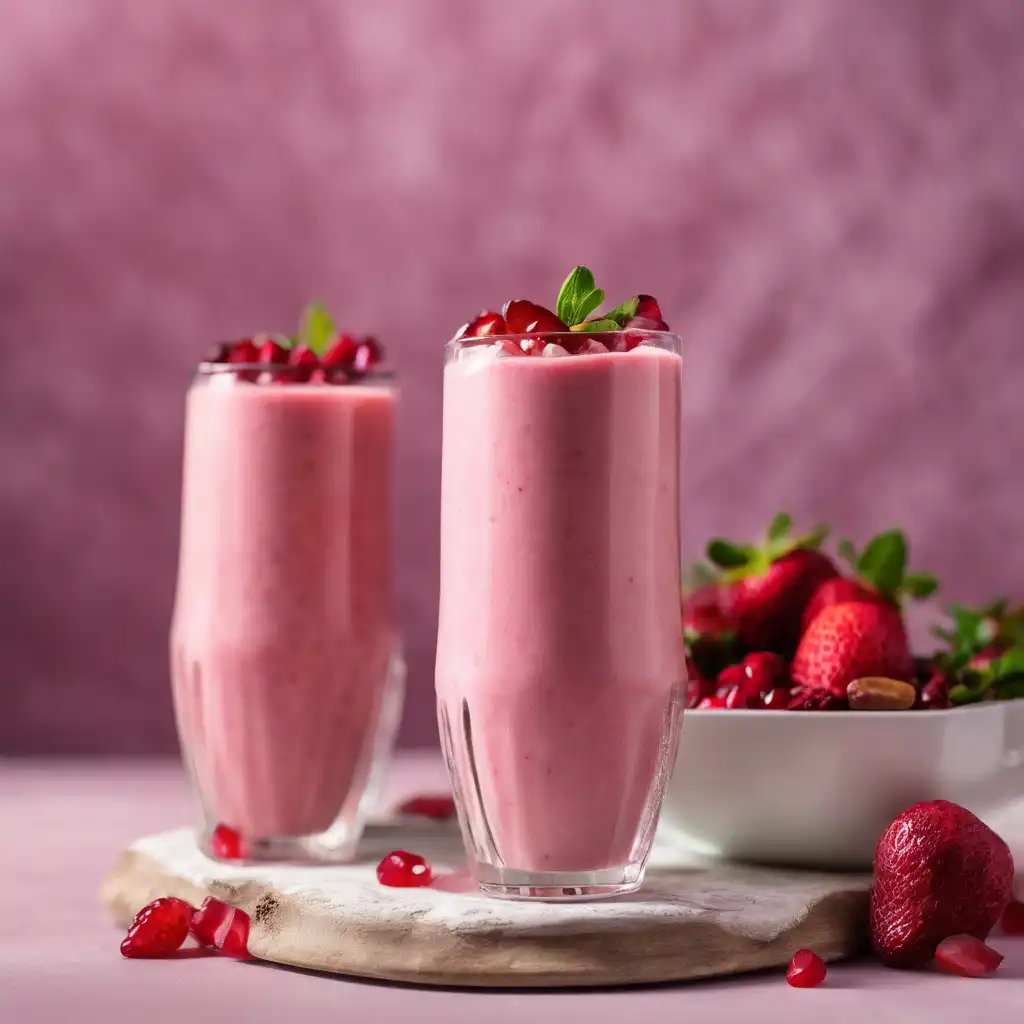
[102,823,871,988]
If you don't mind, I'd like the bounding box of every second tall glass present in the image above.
[436,332,686,899]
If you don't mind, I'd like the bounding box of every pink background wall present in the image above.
[2,0,1022,754]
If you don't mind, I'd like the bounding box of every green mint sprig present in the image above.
[297,301,337,355]
[554,267,651,330]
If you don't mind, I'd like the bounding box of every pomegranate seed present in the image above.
[288,344,319,382]
[786,948,827,987]
[788,690,848,711]
[377,850,433,887]
[716,664,747,697]
[502,299,567,335]
[322,334,359,368]
[398,795,457,820]
[258,340,289,364]
[725,686,760,709]
[353,336,384,373]
[635,295,663,322]
[455,310,507,340]
[1001,900,1024,935]
[742,652,787,695]
[190,897,251,959]
[918,676,952,710]
[762,687,790,709]
[934,935,1004,977]
[210,824,244,861]
[696,695,727,709]
[227,340,259,364]
[204,342,233,363]
[120,897,194,959]
[493,339,524,357]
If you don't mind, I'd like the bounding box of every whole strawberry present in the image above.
[790,600,913,693]
[802,529,938,632]
[706,514,838,655]
[870,800,1014,967]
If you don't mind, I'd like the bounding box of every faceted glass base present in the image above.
[474,862,645,901]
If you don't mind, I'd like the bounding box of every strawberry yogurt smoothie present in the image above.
[170,350,402,862]
[436,327,686,898]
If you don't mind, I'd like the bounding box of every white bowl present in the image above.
[658,700,1024,870]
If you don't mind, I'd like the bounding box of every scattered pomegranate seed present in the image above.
[725,686,761,709]
[288,344,319,382]
[227,340,260,364]
[120,897,194,959]
[788,690,848,711]
[502,299,568,335]
[1001,900,1024,935]
[190,897,251,959]
[377,850,433,887]
[210,824,244,861]
[762,687,790,710]
[743,652,787,695]
[918,676,952,710]
[398,795,457,820]
[353,337,384,373]
[934,935,1004,977]
[322,334,359,368]
[258,340,289,364]
[716,664,747,697]
[786,948,827,988]
[454,310,507,340]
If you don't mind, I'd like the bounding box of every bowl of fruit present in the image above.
[659,515,1024,869]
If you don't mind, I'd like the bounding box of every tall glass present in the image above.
[170,361,403,862]
[436,332,686,899]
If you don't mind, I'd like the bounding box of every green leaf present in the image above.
[797,523,830,550]
[299,301,336,356]
[904,573,939,600]
[686,561,719,589]
[836,538,858,568]
[766,512,792,542]
[577,318,620,333]
[706,539,752,569]
[604,296,639,326]
[856,529,907,597]
[556,267,600,326]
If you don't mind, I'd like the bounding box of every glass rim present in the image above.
[195,361,396,384]
[445,328,681,354]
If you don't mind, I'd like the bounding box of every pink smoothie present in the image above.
[171,376,397,839]
[436,344,685,873]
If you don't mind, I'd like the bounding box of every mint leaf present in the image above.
[706,539,752,569]
[299,301,336,356]
[604,296,639,327]
[556,267,600,326]
[904,573,939,599]
[577,318,619,332]
[857,529,907,597]
[767,512,792,542]
[797,523,830,550]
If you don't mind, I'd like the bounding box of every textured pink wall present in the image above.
[2,0,1022,754]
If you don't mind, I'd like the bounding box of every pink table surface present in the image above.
[2,754,1023,1024]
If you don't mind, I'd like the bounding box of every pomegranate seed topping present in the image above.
[501,299,568,335]
[762,687,790,709]
[257,340,289,365]
[696,695,727,709]
[786,948,827,988]
[1001,900,1024,935]
[377,850,433,887]
[204,342,233,363]
[120,897,194,959]
[288,343,319,382]
[493,339,524,357]
[455,310,507,340]
[742,652,787,695]
[398,795,457,820]
[918,676,952,710]
[934,935,1004,977]
[353,336,384,373]
[725,686,760,709]
[227,340,260,364]
[322,334,359,368]
[210,824,244,861]
[716,664,747,697]
[190,897,251,959]
[635,295,663,323]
